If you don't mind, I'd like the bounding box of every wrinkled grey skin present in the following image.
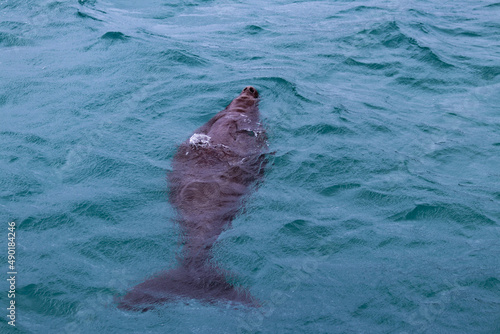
[118,87,267,311]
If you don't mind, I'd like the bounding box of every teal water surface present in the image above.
[1,0,500,333]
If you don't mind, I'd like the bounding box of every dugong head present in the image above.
[227,86,259,112]
[242,86,259,98]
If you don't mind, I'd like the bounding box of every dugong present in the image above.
[118,86,267,311]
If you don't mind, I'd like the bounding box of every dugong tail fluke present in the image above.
[118,87,267,311]
[117,262,257,312]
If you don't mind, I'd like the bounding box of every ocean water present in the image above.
[1,0,500,332]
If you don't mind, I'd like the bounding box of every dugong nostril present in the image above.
[243,86,258,98]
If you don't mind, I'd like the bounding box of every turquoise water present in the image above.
[1,0,500,332]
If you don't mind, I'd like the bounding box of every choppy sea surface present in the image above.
[1,0,500,333]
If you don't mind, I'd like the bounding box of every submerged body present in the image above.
[119,86,267,311]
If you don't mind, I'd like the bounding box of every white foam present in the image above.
[189,133,211,147]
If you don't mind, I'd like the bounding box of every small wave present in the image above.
[101,31,129,41]
[338,5,385,15]
[484,2,500,8]
[354,188,404,205]
[428,25,481,38]
[294,123,355,137]
[363,21,455,69]
[344,57,398,71]
[78,0,96,6]
[0,32,33,47]
[19,283,76,317]
[277,219,333,255]
[472,65,500,81]
[320,183,361,197]
[71,200,114,222]
[258,77,312,103]
[391,203,497,227]
[159,49,208,66]
[76,10,103,22]
[20,212,76,231]
[244,24,265,35]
